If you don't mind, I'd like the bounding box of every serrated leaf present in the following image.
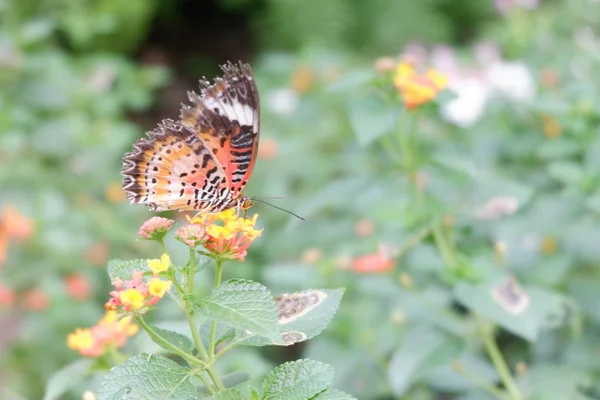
[149,325,194,354]
[97,354,196,400]
[214,388,244,400]
[107,259,150,282]
[44,359,92,400]
[311,389,357,400]
[192,279,280,341]
[235,289,344,347]
[262,359,334,400]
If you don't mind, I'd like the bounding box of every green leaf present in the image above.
[518,364,592,400]
[214,388,244,400]
[192,279,280,341]
[537,138,582,160]
[388,327,447,396]
[97,354,196,400]
[44,359,92,400]
[222,372,250,389]
[199,321,234,348]
[107,259,150,282]
[235,289,344,347]
[262,359,334,400]
[311,389,357,400]
[454,277,568,342]
[346,89,398,146]
[149,325,194,354]
[546,161,585,185]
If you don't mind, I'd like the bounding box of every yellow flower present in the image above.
[148,278,172,298]
[393,62,448,110]
[119,289,145,310]
[206,224,235,241]
[67,328,95,353]
[148,253,170,274]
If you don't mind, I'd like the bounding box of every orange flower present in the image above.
[67,310,138,357]
[23,288,50,311]
[0,283,15,308]
[63,274,93,301]
[394,62,448,110]
[258,138,278,160]
[352,253,395,274]
[187,210,262,262]
[1,206,34,242]
[105,182,126,203]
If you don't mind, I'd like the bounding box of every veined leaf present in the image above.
[97,354,196,400]
[107,259,150,282]
[148,325,194,354]
[262,359,334,400]
[192,279,280,341]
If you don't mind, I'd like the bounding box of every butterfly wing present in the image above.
[121,120,232,212]
[180,61,260,197]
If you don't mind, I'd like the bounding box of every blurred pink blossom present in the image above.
[474,196,519,220]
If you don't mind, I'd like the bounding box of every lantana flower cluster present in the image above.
[104,254,172,313]
[67,310,138,357]
[393,62,448,110]
[176,209,263,262]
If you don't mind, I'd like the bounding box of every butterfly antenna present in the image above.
[251,198,306,221]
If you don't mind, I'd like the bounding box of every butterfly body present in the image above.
[121,61,260,214]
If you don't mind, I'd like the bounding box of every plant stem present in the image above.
[185,248,225,391]
[478,316,523,400]
[208,260,224,358]
[198,372,216,396]
[432,220,458,271]
[136,316,206,368]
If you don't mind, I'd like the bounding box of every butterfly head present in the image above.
[239,196,253,210]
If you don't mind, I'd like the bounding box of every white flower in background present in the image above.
[441,76,490,127]
[266,88,299,116]
[474,196,519,220]
[486,61,536,103]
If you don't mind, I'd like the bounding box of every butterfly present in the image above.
[121,61,260,214]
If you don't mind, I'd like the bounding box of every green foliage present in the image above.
[97,354,197,400]
[262,359,335,400]
[191,279,281,341]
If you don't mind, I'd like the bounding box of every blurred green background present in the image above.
[2,0,600,399]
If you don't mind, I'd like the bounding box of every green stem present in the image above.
[136,316,206,368]
[478,316,523,400]
[208,260,224,358]
[432,220,458,271]
[454,363,508,400]
[185,248,225,391]
[198,372,216,396]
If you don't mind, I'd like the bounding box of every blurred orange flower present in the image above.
[23,288,50,311]
[0,283,15,308]
[67,310,138,357]
[64,274,93,301]
[352,252,395,274]
[394,62,448,110]
[0,205,34,267]
[84,241,110,266]
[290,65,314,94]
[258,137,278,160]
[105,182,126,203]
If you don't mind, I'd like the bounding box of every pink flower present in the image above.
[138,217,174,240]
[175,224,208,248]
